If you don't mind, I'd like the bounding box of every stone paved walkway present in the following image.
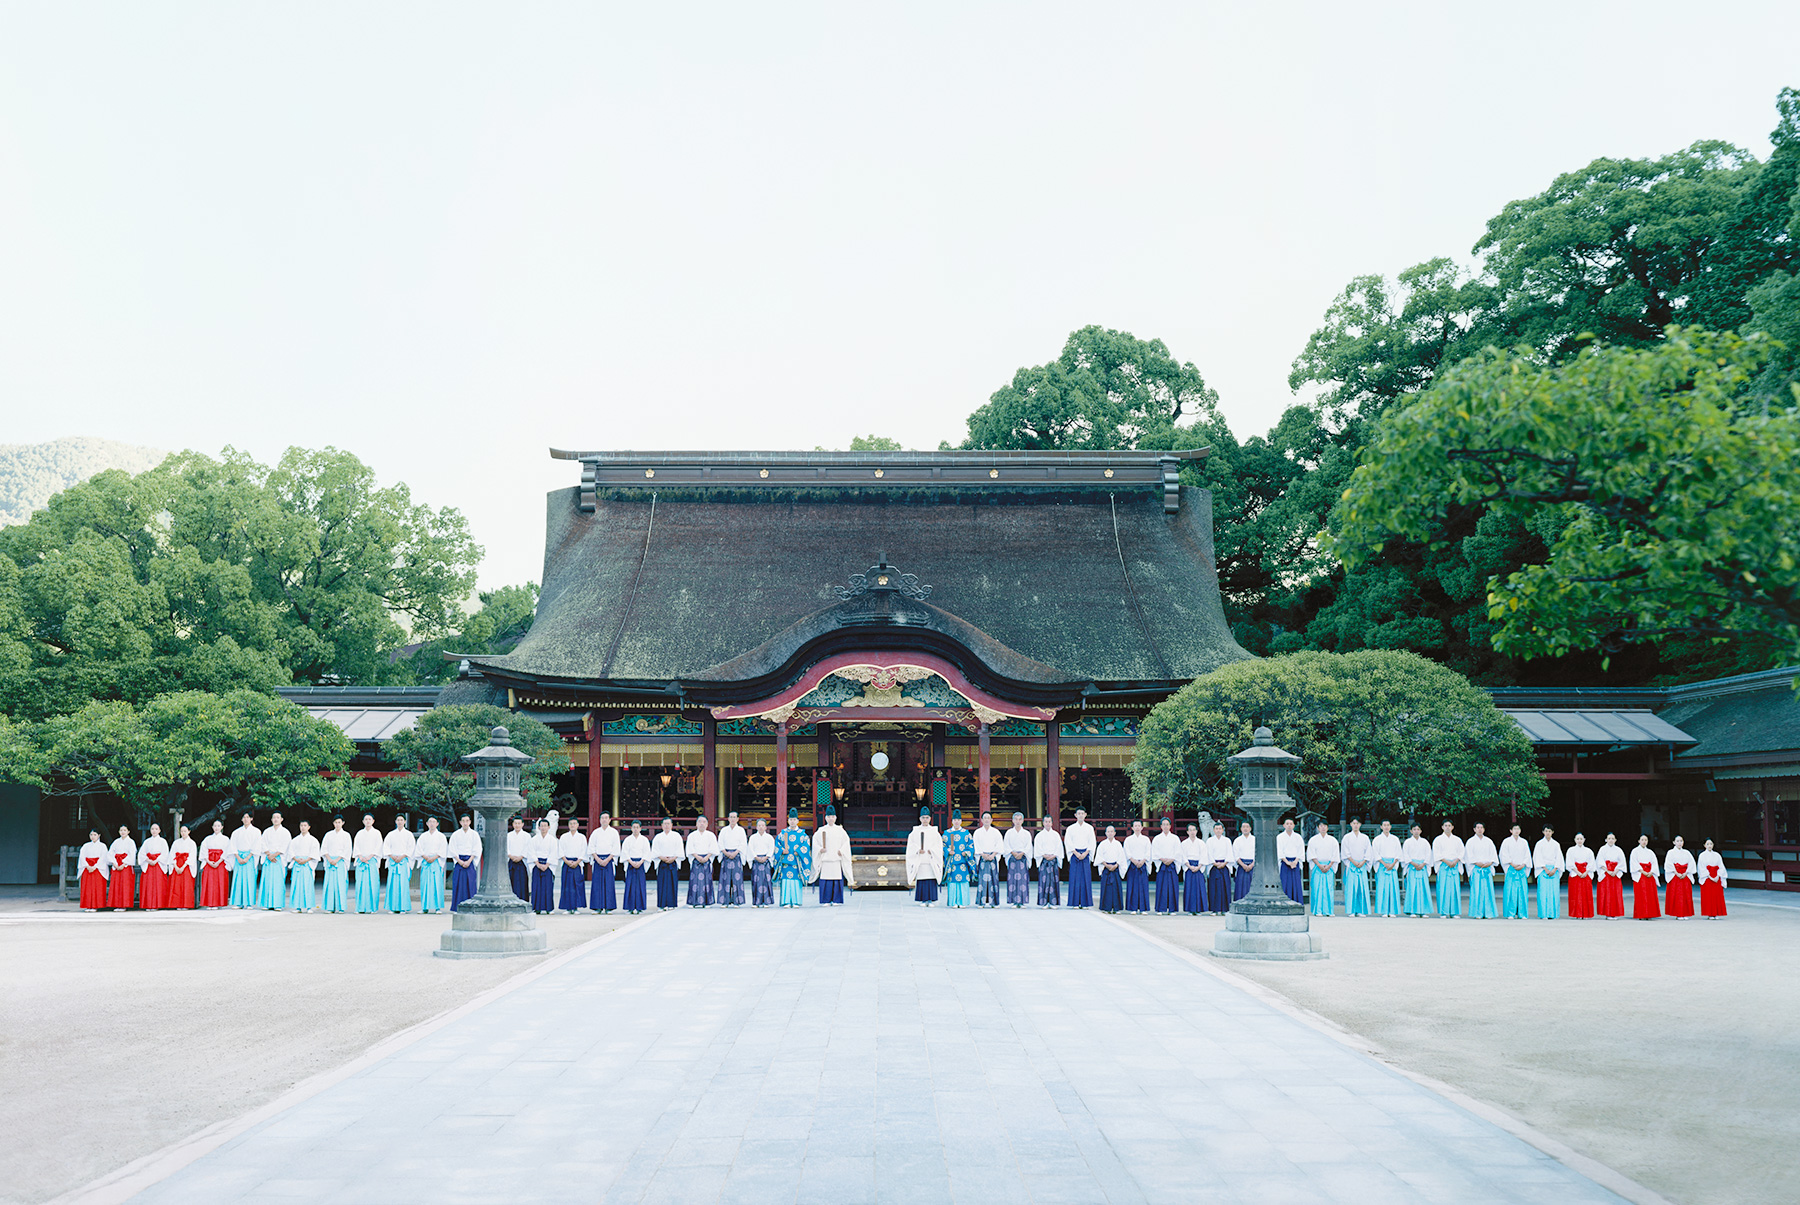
[129,891,1626,1204]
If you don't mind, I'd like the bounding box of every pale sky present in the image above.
[3,2,1796,593]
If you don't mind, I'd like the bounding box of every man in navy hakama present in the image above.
[620,821,651,913]
[558,819,588,912]
[1232,823,1256,900]
[685,816,717,907]
[506,817,531,901]
[650,818,684,909]
[1096,826,1125,912]
[1205,823,1233,913]
[748,818,776,905]
[1063,810,1095,908]
[449,815,481,910]
[1181,824,1208,913]
[1003,813,1032,907]
[1033,816,1062,906]
[1150,818,1181,914]
[972,813,1003,907]
[1277,818,1305,904]
[587,814,619,912]
[529,819,558,913]
[716,812,747,906]
[1122,820,1152,913]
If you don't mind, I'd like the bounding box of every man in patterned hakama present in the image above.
[557,818,588,913]
[1664,836,1697,919]
[285,822,320,912]
[1402,824,1435,916]
[1565,833,1597,918]
[1306,822,1339,918]
[1002,813,1032,907]
[229,814,261,909]
[1276,818,1305,904]
[716,812,747,906]
[1532,827,1563,920]
[448,815,481,911]
[1063,809,1095,909]
[1697,840,1728,918]
[1033,815,1062,907]
[78,831,108,911]
[1596,834,1628,919]
[774,814,812,907]
[1231,822,1256,901]
[748,818,776,906]
[1371,820,1404,916]
[1205,822,1233,914]
[1629,835,1662,920]
[972,813,1004,907]
[942,813,975,907]
[321,817,353,914]
[1463,823,1499,919]
[1096,826,1125,913]
[384,817,416,914]
[199,821,231,909]
[685,816,717,907]
[1181,823,1208,914]
[257,814,291,911]
[416,817,449,913]
[1122,820,1152,914]
[621,821,652,913]
[586,813,618,913]
[1499,824,1532,919]
[167,826,198,910]
[530,819,560,913]
[105,826,134,908]
[1150,818,1181,915]
[506,817,532,901]
[138,824,170,910]
[907,809,943,905]
[812,808,854,905]
[353,814,384,913]
[1339,819,1372,917]
[650,817,684,910]
[1432,822,1465,918]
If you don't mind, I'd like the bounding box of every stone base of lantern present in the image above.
[1210,910,1328,961]
[435,905,549,959]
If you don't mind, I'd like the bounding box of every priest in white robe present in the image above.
[621,820,652,913]
[1150,818,1182,914]
[1033,816,1063,907]
[352,814,384,913]
[320,817,353,913]
[1306,822,1339,918]
[685,816,717,907]
[811,808,854,905]
[1432,822,1465,918]
[1063,809,1096,908]
[1371,820,1403,916]
[1002,813,1032,907]
[971,813,1004,907]
[649,817,684,910]
[1532,827,1564,920]
[285,821,321,912]
[228,814,261,909]
[1122,820,1153,913]
[384,817,417,913]
[1180,823,1208,914]
[1096,825,1125,913]
[449,815,482,910]
[585,813,618,912]
[906,808,944,905]
[716,811,747,906]
[1402,824,1434,916]
[746,818,776,907]
[257,814,291,911]
[416,817,450,913]
[1498,824,1533,919]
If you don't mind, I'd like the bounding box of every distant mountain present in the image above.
[0,436,168,526]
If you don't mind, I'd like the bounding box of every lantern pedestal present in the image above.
[1210,728,1328,963]
[436,727,549,960]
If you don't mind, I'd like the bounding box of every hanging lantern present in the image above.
[1080,754,1088,771]
[833,786,845,801]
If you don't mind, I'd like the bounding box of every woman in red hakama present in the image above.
[166,825,197,909]
[1662,837,1696,919]
[106,826,138,910]
[1629,836,1661,919]
[1595,834,1627,919]
[77,831,109,911]
[137,823,170,910]
[1566,833,1596,919]
[1698,840,1728,918]
[198,820,231,908]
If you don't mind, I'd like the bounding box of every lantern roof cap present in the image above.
[1227,725,1301,766]
[462,726,537,767]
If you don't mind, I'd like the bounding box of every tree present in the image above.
[379,704,569,820]
[395,584,538,686]
[1686,87,1800,334]
[1332,329,1800,665]
[848,435,904,451]
[1129,651,1546,823]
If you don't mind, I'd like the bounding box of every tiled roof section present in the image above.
[468,484,1251,687]
[1502,709,1694,746]
[1660,680,1800,763]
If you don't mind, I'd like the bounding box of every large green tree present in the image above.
[379,704,568,819]
[395,584,538,686]
[1129,651,1546,823]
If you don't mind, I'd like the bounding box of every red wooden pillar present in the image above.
[775,722,789,828]
[701,714,717,825]
[1045,717,1061,828]
[978,721,991,817]
[587,716,603,837]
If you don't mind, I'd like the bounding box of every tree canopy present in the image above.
[379,704,569,819]
[1129,652,1546,822]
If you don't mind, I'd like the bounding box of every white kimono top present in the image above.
[169,836,198,877]
[1532,838,1564,877]
[905,824,943,885]
[1340,830,1373,867]
[80,839,111,879]
[1629,846,1660,882]
[1063,821,1097,860]
[747,831,776,861]
[1697,849,1727,884]
[1149,832,1181,864]
[1565,843,1597,879]
[1597,843,1628,879]
[556,831,587,864]
[200,832,231,871]
[1371,832,1403,866]
[259,824,291,861]
[1231,833,1256,866]
[1180,836,1208,869]
[138,835,171,872]
[586,827,619,862]
[415,830,449,863]
[1276,830,1304,866]
[1206,833,1234,866]
[812,824,853,883]
[1401,835,1433,868]
[353,827,385,862]
[1664,846,1696,881]
[229,823,261,860]
[383,827,416,865]
[1432,834,1465,874]
[972,827,1005,860]
[1307,833,1340,868]
[1123,833,1153,866]
[1002,827,1033,859]
[109,835,138,871]
[321,829,354,867]
[717,824,748,858]
[286,833,321,866]
[620,833,653,866]
[1463,835,1498,870]
[1498,836,1533,871]
[685,829,719,862]
[448,828,482,864]
[506,828,532,860]
[1033,829,1065,864]
[1095,838,1125,873]
[529,833,559,866]
[649,831,685,863]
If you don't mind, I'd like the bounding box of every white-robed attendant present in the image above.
[1498,825,1533,919]
[1122,821,1153,914]
[746,820,776,907]
[530,820,561,913]
[78,831,110,910]
[320,818,353,913]
[685,818,718,908]
[1463,824,1500,919]
[1033,818,1064,907]
[1205,825,1234,914]
[1629,837,1662,920]
[106,827,138,910]
[137,826,172,910]
[1231,825,1256,901]
[1531,828,1564,919]
[556,820,588,913]
[1664,838,1698,919]
[1567,834,1599,918]
[199,822,232,908]
[585,816,618,913]
[285,822,321,911]
[1149,819,1182,914]
[649,819,684,910]
[1339,821,1373,916]
[449,816,483,911]
[352,815,384,913]
[415,818,450,913]
[228,814,260,908]
[621,821,652,913]
[1306,824,1339,917]
[383,820,416,913]
[1401,825,1435,916]
[166,827,198,909]
[906,809,944,905]
[716,813,748,906]
[1096,827,1126,913]
[1276,820,1305,904]
[1001,814,1033,907]
[1432,824,1465,917]
[1370,821,1404,916]
[1697,841,1727,918]
[1180,824,1209,914]
[1063,810,1096,908]
[971,815,1005,907]
[811,809,854,905]
[256,815,291,911]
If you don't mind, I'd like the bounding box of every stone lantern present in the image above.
[436,727,549,959]
[1211,726,1325,961]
